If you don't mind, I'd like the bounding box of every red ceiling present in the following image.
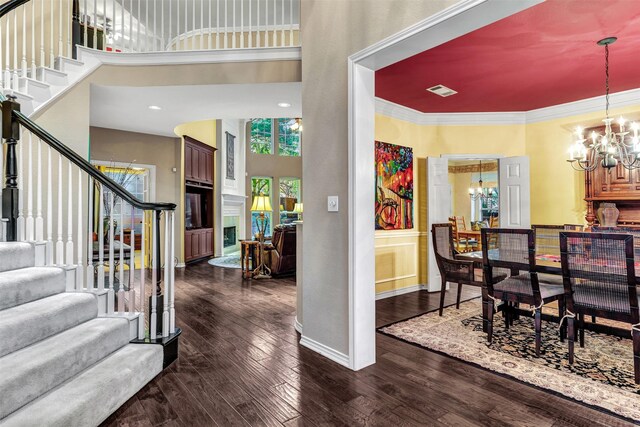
[375,0,640,113]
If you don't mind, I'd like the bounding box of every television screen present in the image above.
[185,193,202,229]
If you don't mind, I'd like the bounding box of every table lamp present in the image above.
[293,202,303,220]
[250,195,273,279]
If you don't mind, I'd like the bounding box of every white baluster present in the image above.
[31,0,36,77]
[40,0,45,71]
[192,0,195,50]
[67,0,71,57]
[183,0,187,50]
[289,0,294,46]
[167,0,171,51]
[102,0,105,50]
[91,0,97,49]
[120,0,124,52]
[108,191,115,313]
[50,0,54,67]
[281,0,285,46]
[129,228,135,315]
[240,0,244,48]
[129,0,133,52]
[86,177,94,290]
[160,0,164,51]
[216,0,219,49]
[58,0,63,59]
[5,13,11,88]
[163,211,170,337]
[21,5,27,77]
[231,0,235,49]
[152,0,156,51]
[13,9,18,90]
[56,153,64,265]
[169,211,175,333]
[111,0,115,51]
[66,160,73,265]
[84,0,89,48]
[248,0,251,48]
[118,199,124,312]
[175,0,179,51]
[35,136,43,241]
[26,131,34,241]
[0,18,4,90]
[136,0,140,52]
[200,0,203,50]
[223,0,227,48]
[208,0,212,49]
[16,129,24,241]
[150,211,157,340]
[76,169,84,290]
[97,183,105,291]
[273,0,276,46]
[46,146,53,265]
[139,209,146,338]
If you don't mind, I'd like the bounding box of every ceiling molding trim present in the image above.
[376,88,640,126]
[77,45,301,66]
[375,97,526,125]
[525,88,640,123]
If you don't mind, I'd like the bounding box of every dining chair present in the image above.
[563,224,584,231]
[450,216,478,253]
[432,223,485,316]
[532,224,564,257]
[489,215,499,228]
[559,231,640,384]
[481,228,566,356]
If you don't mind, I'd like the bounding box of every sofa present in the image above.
[264,223,297,276]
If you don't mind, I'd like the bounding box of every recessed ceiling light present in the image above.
[277,102,291,108]
[426,85,457,97]
[148,105,162,110]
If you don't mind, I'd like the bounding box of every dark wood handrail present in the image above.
[13,109,176,211]
[0,0,31,18]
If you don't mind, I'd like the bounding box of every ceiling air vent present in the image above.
[426,84,457,97]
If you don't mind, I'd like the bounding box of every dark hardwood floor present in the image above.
[101,262,634,427]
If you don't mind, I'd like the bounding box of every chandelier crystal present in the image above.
[568,37,640,171]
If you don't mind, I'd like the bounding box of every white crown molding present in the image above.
[299,335,349,368]
[376,87,640,126]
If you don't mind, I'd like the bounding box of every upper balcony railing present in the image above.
[0,0,299,93]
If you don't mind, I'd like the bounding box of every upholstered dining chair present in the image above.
[432,223,484,316]
[559,231,640,384]
[481,228,566,356]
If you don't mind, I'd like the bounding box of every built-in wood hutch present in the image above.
[584,129,640,227]
[184,135,217,262]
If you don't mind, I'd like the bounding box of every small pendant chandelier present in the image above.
[469,160,494,201]
[568,37,640,171]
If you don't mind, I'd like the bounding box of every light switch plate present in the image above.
[328,196,339,212]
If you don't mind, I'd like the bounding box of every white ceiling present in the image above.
[90,82,302,136]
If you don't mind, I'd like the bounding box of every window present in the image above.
[98,165,147,235]
[279,177,301,224]
[250,119,273,154]
[251,177,273,237]
[278,118,302,156]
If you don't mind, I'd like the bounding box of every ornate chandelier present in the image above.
[568,37,640,171]
[468,160,495,201]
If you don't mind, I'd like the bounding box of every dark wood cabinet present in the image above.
[184,136,217,262]
[584,128,640,227]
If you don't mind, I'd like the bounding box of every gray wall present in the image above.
[301,0,457,357]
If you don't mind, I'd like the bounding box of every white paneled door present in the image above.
[427,157,452,292]
[499,156,531,228]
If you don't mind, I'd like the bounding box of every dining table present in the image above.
[455,250,640,336]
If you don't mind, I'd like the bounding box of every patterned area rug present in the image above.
[208,255,241,269]
[379,300,640,422]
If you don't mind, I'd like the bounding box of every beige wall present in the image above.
[89,126,183,263]
[301,0,458,357]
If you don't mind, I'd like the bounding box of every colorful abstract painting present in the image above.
[375,141,413,230]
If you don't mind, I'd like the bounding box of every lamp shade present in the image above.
[293,202,303,213]
[251,195,273,212]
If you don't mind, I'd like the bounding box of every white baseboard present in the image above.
[176,263,186,269]
[299,335,349,368]
[375,284,428,300]
[294,317,303,334]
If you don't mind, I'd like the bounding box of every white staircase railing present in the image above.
[1,93,177,341]
[0,0,300,93]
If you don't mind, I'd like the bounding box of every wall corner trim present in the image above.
[299,335,350,368]
[294,317,303,334]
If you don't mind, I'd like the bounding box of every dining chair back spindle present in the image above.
[559,231,640,383]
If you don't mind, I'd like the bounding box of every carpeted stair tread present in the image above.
[0,344,163,427]
[0,292,98,358]
[0,242,34,273]
[0,266,66,311]
[0,317,130,419]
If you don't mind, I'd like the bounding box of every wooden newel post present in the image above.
[2,96,20,241]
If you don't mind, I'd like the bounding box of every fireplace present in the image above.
[223,226,237,248]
